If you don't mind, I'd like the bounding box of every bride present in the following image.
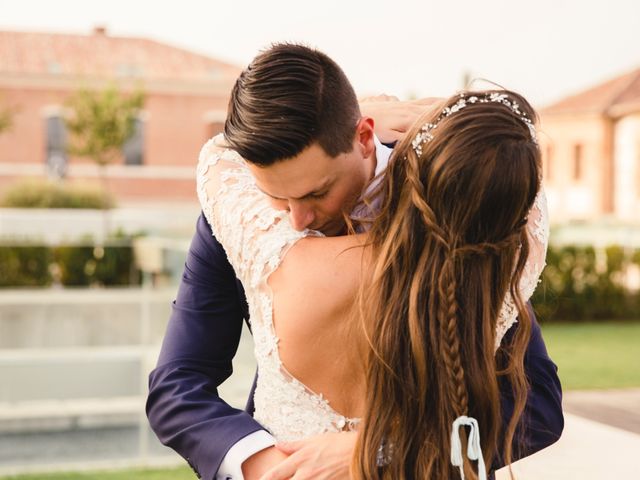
[197,89,546,480]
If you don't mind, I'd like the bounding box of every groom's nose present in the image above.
[288,202,315,231]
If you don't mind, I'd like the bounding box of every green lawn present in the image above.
[541,321,640,390]
[0,466,195,480]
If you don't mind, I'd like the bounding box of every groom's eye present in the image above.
[309,190,328,199]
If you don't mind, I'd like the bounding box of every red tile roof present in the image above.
[0,28,241,83]
[543,67,640,117]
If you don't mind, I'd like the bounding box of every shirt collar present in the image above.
[363,135,393,198]
[351,136,393,228]
[374,135,393,178]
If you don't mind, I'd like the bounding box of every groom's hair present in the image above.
[224,43,361,166]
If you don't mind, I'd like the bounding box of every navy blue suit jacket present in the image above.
[146,213,563,480]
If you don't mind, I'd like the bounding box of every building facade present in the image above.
[0,28,241,204]
[540,67,640,223]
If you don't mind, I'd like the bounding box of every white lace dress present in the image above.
[196,134,549,442]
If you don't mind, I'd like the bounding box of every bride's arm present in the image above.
[360,95,441,144]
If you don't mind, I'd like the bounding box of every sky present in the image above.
[1,0,640,107]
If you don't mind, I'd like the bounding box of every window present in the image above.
[573,144,583,181]
[123,117,144,165]
[45,115,67,179]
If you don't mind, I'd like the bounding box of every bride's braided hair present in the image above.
[405,149,470,419]
[353,90,540,480]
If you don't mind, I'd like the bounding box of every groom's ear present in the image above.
[355,117,376,159]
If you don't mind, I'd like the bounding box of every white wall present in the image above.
[614,114,640,220]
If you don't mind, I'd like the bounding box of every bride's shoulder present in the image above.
[272,234,368,302]
[198,134,245,172]
[197,134,251,203]
[289,234,366,263]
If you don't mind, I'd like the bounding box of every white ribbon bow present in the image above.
[450,415,487,480]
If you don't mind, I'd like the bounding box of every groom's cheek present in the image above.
[268,197,289,212]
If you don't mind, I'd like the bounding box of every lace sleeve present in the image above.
[196,134,321,291]
[494,187,549,350]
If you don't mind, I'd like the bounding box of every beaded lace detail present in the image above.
[495,188,549,350]
[196,135,548,438]
[196,135,359,442]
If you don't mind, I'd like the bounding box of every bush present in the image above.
[532,244,640,322]
[54,239,140,287]
[1,179,115,209]
[0,246,53,287]
[94,244,140,286]
[53,243,95,286]
[0,235,141,288]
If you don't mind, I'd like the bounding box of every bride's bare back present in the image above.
[269,234,368,420]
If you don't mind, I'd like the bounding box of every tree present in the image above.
[65,84,144,187]
[65,85,145,237]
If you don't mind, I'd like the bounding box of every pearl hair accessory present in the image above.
[411,92,538,156]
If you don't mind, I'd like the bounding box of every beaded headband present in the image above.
[411,92,538,157]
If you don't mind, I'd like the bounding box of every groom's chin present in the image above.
[317,221,347,237]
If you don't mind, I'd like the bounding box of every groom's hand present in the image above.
[258,431,357,480]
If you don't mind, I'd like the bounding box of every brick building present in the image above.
[0,28,241,204]
[540,67,640,223]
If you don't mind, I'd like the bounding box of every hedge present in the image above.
[1,179,115,209]
[0,238,140,287]
[532,245,640,322]
[1,241,639,322]
[0,246,53,287]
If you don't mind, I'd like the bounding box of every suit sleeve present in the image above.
[146,212,266,480]
[493,306,564,471]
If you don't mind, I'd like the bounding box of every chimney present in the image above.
[93,25,107,36]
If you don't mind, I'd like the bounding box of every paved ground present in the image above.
[563,388,640,434]
[496,388,640,479]
[496,412,640,479]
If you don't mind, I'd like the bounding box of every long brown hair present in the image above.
[353,90,541,479]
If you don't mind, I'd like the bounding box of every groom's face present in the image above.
[246,121,375,236]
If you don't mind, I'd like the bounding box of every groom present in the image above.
[146,44,563,480]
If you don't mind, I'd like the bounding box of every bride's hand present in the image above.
[359,95,442,144]
[258,431,357,480]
